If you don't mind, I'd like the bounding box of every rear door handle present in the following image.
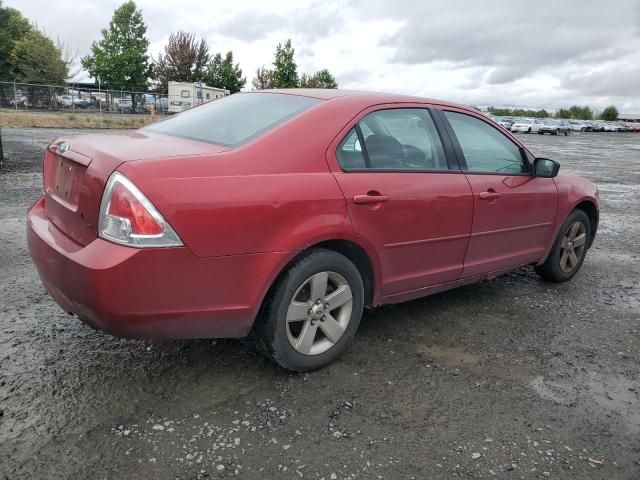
[479,190,501,200]
[353,193,389,205]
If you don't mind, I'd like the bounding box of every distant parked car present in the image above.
[142,94,168,113]
[511,118,543,133]
[9,94,30,108]
[113,96,133,112]
[622,122,640,132]
[58,95,91,108]
[568,121,590,132]
[586,121,605,132]
[494,116,514,130]
[538,120,570,136]
[58,95,73,107]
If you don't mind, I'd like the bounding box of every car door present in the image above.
[326,106,474,296]
[438,109,558,277]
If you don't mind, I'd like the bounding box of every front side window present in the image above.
[444,111,528,174]
[181,90,190,98]
[146,93,321,147]
[337,108,448,171]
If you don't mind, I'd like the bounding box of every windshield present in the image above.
[146,93,322,147]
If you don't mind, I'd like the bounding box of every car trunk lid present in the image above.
[43,131,229,246]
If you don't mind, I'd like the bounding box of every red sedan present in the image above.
[27,89,599,371]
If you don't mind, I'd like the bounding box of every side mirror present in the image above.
[534,157,560,178]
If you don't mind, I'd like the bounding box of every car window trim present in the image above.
[354,124,372,169]
[335,106,462,174]
[437,109,533,176]
[428,108,462,171]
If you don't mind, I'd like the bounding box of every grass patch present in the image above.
[0,109,159,129]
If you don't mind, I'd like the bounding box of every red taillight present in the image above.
[98,172,182,248]
[107,182,163,235]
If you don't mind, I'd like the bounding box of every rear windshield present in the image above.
[146,93,321,147]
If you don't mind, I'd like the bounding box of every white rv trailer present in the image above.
[167,81,230,113]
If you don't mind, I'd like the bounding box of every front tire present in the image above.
[535,210,591,282]
[255,249,364,372]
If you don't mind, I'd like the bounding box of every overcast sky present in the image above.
[7,0,640,112]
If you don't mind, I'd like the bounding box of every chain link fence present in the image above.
[0,81,168,117]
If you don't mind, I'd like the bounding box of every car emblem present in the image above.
[59,142,70,154]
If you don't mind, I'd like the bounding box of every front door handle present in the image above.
[479,189,501,201]
[353,193,389,205]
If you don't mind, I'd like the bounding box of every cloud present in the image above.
[216,12,285,43]
[562,62,640,98]
[375,0,639,78]
[6,0,640,112]
[216,2,346,43]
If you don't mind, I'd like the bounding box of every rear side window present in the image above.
[146,93,321,147]
[336,108,448,171]
[337,128,367,169]
[444,111,528,174]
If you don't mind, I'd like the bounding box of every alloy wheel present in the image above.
[285,271,353,356]
[559,221,587,273]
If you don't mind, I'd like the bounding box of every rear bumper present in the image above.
[27,197,292,339]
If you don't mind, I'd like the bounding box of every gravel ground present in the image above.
[0,128,639,479]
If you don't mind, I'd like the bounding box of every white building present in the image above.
[167,81,229,113]
[619,113,640,123]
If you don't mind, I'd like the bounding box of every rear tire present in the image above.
[535,210,591,283]
[255,249,364,372]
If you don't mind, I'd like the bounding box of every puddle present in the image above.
[530,373,640,434]
[416,345,640,435]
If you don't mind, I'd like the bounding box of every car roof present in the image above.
[256,88,473,111]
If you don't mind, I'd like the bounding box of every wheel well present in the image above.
[574,201,598,247]
[261,240,376,313]
[311,240,375,307]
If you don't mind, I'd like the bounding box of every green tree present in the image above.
[488,106,511,116]
[11,29,68,84]
[599,105,619,121]
[205,51,246,93]
[555,108,571,119]
[154,31,210,92]
[300,68,338,88]
[82,0,152,109]
[0,2,32,79]
[272,39,298,88]
[252,65,274,90]
[567,105,593,120]
[488,106,552,118]
[313,69,337,88]
[10,28,68,109]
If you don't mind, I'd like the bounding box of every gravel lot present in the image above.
[1,128,638,479]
